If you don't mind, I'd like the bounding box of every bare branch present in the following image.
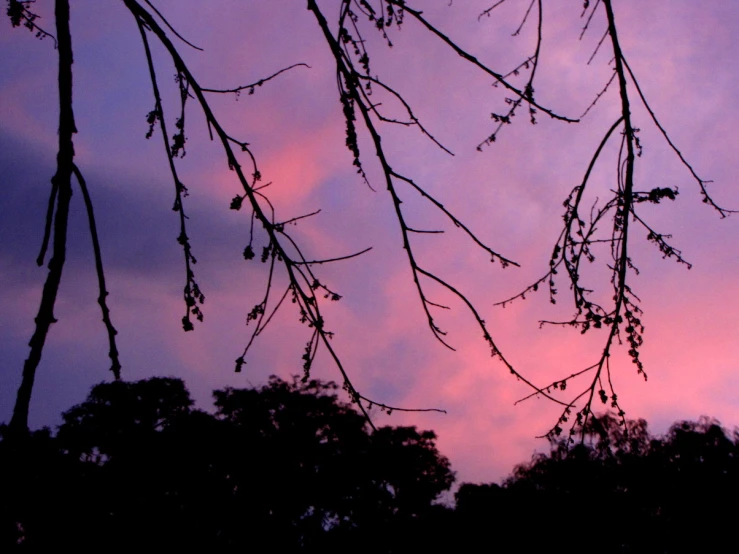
[580,69,616,118]
[358,75,454,155]
[11,0,75,435]
[512,0,536,37]
[6,0,57,46]
[36,178,57,267]
[201,63,311,95]
[389,0,578,123]
[293,247,373,266]
[73,164,121,380]
[143,0,203,51]
[621,55,736,217]
[579,0,601,39]
[586,28,609,65]
[136,16,204,333]
[126,0,443,419]
[478,0,508,21]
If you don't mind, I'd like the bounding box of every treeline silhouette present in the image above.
[2,377,738,552]
[456,413,739,552]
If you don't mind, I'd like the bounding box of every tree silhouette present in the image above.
[1,375,454,550]
[452,412,739,553]
[5,383,739,552]
[5,0,734,435]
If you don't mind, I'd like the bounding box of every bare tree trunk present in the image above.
[9,0,76,435]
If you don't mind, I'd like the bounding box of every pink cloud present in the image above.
[3,1,739,487]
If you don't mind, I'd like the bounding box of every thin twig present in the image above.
[73,164,121,379]
[201,63,311,94]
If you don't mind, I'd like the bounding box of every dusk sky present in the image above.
[2,0,738,484]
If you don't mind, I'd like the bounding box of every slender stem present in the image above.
[73,164,122,380]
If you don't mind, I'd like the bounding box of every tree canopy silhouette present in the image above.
[454,412,739,553]
[1,375,454,550]
[4,0,735,436]
[4,382,739,552]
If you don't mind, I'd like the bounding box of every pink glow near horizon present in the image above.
[1,1,738,485]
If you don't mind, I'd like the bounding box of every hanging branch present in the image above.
[394,1,574,122]
[142,0,203,51]
[36,177,57,267]
[495,0,733,439]
[307,0,578,406]
[123,0,440,422]
[136,16,204,333]
[6,0,56,45]
[496,0,648,438]
[8,0,731,436]
[477,0,544,149]
[620,55,736,218]
[10,0,75,435]
[201,63,311,95]
[73,164,122,380]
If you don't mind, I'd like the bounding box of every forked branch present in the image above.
[124,0,439,421]
[497,0,731,439]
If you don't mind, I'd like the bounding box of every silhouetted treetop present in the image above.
[4,390,739,552]
[2,375,454,550]
[454,412,739,553]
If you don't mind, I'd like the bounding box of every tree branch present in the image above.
[10,0,75,435]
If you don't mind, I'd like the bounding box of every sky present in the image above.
[1,0,738,485]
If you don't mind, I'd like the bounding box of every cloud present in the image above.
[3,1,739,487]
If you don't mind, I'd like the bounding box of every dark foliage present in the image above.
[455,413,739,553]
[0,376,453,551]
[3,385,739,552]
